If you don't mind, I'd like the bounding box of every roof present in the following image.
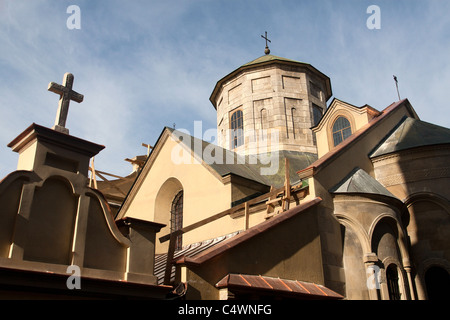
[168,127,270,186]
[330,167,399,199]
[178,197,322,266]
[311,98,381,132]
[370,116,450,158]
[298,99,414,179]
[216,273,343,300]
[241,54,304,67]
[169,128,317,188]
[154,231,241,285]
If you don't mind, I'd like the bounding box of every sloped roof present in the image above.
[154,231,241,285]
[178,197,322,266]
[241,54,304,67]
[330,167,398,199]
[169,128,317,188]
[370,116,450,158]
[216,273,343,300]
[298,99,414,179]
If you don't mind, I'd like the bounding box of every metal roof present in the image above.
[371,116,450,158]
[330,167,398,199]
[216,273,343,300]
[154,231,241,285]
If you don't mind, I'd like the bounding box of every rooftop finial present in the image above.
[261,31,271,55]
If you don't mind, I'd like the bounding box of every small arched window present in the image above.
[332,116,352,146]
[386,264,401,300]
[230,109,244,148]
[170,190,183,251]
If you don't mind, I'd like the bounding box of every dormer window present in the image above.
[332,116,352,146]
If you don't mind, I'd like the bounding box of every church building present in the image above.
[0,40,449,300]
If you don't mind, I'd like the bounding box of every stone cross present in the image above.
[261,31,271,55]
[48,73,84,134]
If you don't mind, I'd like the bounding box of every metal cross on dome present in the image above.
[261,31,271,55]
[48,72,84,134]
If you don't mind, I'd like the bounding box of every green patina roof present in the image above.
[370,117,450,158]
[241,54,305,67]
[330,167,398,199]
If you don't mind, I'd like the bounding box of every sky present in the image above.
[0,0,449,179]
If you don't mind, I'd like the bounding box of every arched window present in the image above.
[170,190,183,251]
[332,116,352,146]
[230,109,244,148]
[425,266,450,300]
[386,264,401,300]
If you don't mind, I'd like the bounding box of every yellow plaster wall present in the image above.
[121,132,234,253]
[314,101,378,158]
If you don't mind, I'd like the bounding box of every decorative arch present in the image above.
[369,214,409,263]
[335,214,371,253]
[370,215,411,300]
[416,258,450,300]
[336,214,372,299]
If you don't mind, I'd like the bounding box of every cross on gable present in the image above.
[48,72,84,134]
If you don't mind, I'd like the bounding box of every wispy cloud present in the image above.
[0,0,449,178]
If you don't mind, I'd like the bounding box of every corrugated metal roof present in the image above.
[216,273,343,300]
[154,231,241,285]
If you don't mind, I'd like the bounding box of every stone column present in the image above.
[404,263,416,300]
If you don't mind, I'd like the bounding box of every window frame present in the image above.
[332,116,352,147]
[170,190,183,251]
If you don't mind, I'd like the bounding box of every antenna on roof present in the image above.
[393,75,401,100]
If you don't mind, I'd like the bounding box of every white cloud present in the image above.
[0,0,449,179]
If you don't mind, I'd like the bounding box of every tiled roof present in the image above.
[216,273,343,300]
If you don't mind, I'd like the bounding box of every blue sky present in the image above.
[0,0,449,179]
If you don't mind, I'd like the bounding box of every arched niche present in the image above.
[154,177,184,253]
[23,176,78,265]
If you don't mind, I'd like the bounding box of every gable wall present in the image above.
[120,133,235,254]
